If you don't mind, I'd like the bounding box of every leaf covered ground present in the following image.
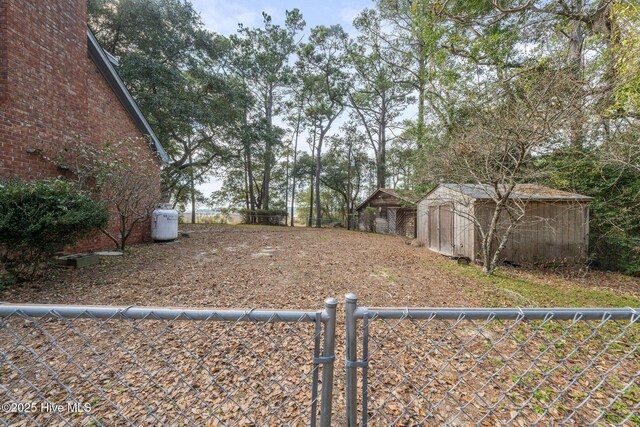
[4,224,638,309]
[1,224,638,425]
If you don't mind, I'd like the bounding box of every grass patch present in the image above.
[440,261,640,308]
[375,267,397,283]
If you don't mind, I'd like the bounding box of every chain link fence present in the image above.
[0,301,337,426]
[345,295,640,426]
[2,297,639,426]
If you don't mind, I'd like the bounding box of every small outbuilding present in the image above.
[356,188,417,238]
[417,184,591,264]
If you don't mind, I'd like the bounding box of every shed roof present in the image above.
[356,188,417,211]
[87,29,169,163]
[429,183,591,202]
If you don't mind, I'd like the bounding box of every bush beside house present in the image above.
[0,180,108,283]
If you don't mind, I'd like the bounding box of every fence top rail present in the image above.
[355,307,640,321]
[0,303,327,322]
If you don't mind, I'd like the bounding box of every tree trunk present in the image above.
[376,143,386,189]
[247,152,256,223]
[346,142,353,230]
[568,0,586,148]
[308,176,314,227]
[120,215,127,251]
[262,88,274,209]
[376,105,387,189]
[481,199,504,275]
[243,149,250,210]
[416,53,426,149]
[290,107,301,227]
[308,126,317,228]
[189,150,196,224]
[284,149,290,221]
[244,110,257,223]
[315,132,324,228]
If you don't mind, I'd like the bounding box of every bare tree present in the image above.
[603,126,640,174]
[57,137,161,250]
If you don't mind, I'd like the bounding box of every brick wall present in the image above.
[0,1,7,102]
[0,0,161,253]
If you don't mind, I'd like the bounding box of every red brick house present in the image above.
[0,1,168,251]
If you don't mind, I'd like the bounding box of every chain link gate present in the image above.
[2,295,639,426]
[0,298,337,427]
[345,294,640,426]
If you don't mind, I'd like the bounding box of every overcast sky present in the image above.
[190,0,373,36]
[186,0,375,206]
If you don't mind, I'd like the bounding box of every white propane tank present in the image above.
[151,206,179,241]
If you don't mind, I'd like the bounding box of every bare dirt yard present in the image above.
[3,224,639,309]
[2,224,483,309]
[2,225,639,426]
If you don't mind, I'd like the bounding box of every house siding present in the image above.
[0,0,160,252]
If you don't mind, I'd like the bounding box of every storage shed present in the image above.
[356,189,417,238]
[417,184,591,264]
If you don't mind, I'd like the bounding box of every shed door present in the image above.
[428,204,454,255]
[388,208,397,234]
[439,204,454,255]
[428,206,439,250]
[375,208,388,234]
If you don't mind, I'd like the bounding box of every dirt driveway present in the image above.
[1,224,487,309]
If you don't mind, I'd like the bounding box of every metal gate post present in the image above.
[345,293,358,426]
[320,298,337,427]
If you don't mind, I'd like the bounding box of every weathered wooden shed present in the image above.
[417,184,591,264]
[356,188,417,238]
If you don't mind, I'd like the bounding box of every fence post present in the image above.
[320,297,337,427]
[345,293,358,426]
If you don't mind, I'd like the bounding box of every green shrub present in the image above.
[0,179,108,281]
[239,209,288,226]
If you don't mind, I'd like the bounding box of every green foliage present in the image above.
[298,24,351,227]
[348,8,413,188]
[239,209,288,226]
[89,0,247,203]
[0,180,108,281]
[197,214,231,225]
[228,10,305,210]
[608,2,640,117]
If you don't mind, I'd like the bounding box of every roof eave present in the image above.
[355,188,416,211]
[87,29,170,163]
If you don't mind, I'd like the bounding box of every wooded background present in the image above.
[88,0,640,274]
